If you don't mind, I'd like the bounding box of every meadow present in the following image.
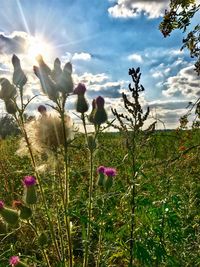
[0,59,199,267]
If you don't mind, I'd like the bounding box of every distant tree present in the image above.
[0,114,20,139]
[159,0,200,75]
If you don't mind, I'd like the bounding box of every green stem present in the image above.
[27,222,51,267]
[83,150,94,267]
[96,198,104,267]
[60,109,73,267]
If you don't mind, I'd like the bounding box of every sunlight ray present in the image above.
[16,0,31,35]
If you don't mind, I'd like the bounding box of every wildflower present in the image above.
[74,83,89,113]
[97,166,106,174]
[104,167,117,192]
[97,166,106,187]
[93,96,107,126]
[12,55,27,88]
[104,168,117,177]
[9,256,28,267]
[0,200,19,225]
[9,256,20,266]
[23,176,37,205]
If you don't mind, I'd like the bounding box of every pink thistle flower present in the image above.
[0,200,4,209]
[97,166,105,174]
[23,176,36,187]
[9,256,20,266]
[74,83,86,95]
[104,168,117,177]
[96,96,105,108]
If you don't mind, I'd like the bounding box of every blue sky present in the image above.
[0,0,199,128]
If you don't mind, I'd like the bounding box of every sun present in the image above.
[27,36,53,63]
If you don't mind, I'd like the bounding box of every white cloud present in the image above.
[73,72,109,85]
[72,52,92,61]
[108,0,169,19]
[128,53,143,63]
[163,65,200,98]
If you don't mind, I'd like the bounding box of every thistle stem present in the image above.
[83,150,94,267]
[60,109,73,267]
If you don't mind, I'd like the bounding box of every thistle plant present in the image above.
[112,67,156,266]
[0,54,75,266]
[73,83,108,267]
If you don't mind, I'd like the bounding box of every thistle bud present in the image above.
[88,99,96,124]
[37,231,49,247]
[12,200,32,220]
[4,99,17,114]
[12,55,27,88]
[0,201,19,225]
[57,62,73,94]
[97,166,105,187]
[93,96,107,125]
[23,176,37,205]
[0,78,16,100]
[0,218,7,234]
[74,83,89,113]
[103,168,116,192]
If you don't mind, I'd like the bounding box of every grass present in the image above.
[0,129,199,267]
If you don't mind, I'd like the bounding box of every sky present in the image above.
[0,0,199,129]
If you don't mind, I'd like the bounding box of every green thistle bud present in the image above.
[4,99,17,114]
[97,173,105,187]
[23,176,37,205]
[93,96,107,125]
[76,95,89,113]
[0,219,7,234]
[20,206,32,220]
[104,176,113,192]
[24,186,37,205]
[37,232,49,247]
[0,208,19,225]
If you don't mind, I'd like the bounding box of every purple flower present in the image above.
[104,168,117,177]
[96,96,105,108]
[0,200,4,209]
[74,83,86,95]
[23,176,36,187]
[9,256,20,266]
[97,166,106,174]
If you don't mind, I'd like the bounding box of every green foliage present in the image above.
[0,115,20,139]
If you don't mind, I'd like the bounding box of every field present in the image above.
[0,127,199,266]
